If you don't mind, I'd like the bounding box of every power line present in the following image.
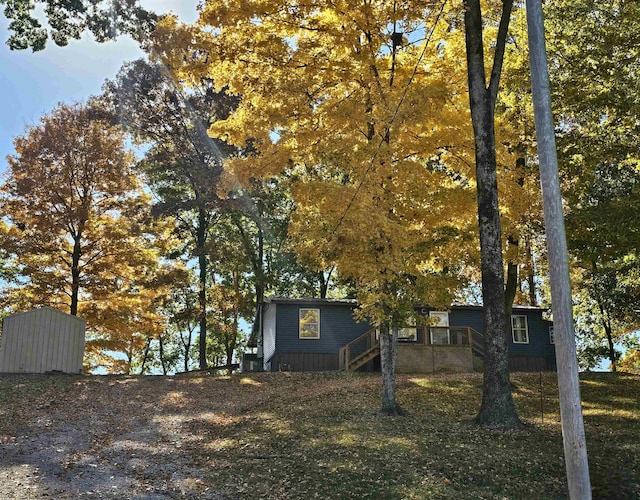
[327,0,450,243]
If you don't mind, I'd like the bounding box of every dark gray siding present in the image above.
[272,303,372,371]
[508,308,553,359]
[540,319,557,370]
[265,301,557,372]
[273,353,339,372]
[449,309,484,332]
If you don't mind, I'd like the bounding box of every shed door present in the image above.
[429,311,450,344]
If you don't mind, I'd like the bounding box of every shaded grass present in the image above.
[0,371,638,498]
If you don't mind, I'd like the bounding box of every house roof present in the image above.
[264,298,547,312]
[449,302,547,312]
[264,297,358,306]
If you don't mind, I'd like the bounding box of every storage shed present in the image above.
[0,307,86,374]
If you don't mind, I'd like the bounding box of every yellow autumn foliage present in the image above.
[151,0,541,320]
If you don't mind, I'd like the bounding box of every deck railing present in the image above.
[423,326,485,358]
[339,325,485,371]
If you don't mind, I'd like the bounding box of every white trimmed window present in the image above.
[549,326,555,345]
[299,308,320,339]
[429,311,450,345]
[511,315,529,344]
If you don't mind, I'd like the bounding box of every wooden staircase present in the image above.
[339,328,380,371]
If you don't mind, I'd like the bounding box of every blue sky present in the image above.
[0,0,199,175]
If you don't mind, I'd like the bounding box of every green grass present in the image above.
[0,371,638,498]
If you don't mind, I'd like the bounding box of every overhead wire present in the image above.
[326,0,450,243]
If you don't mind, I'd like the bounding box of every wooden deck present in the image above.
[338,326,485,373]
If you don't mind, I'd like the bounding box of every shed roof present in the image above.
[4,306,87,325]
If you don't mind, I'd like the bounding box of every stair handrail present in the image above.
[468,327,485,358]
[339,328,379,370]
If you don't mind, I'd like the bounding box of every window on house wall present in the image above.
[394,317,417,342]
[429,311,450,344]
[549,326,555,344]
[511,315,529,343]
[299,308,320,339]
[396,327,417,341]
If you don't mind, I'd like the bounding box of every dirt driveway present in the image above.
[0,374,258,499]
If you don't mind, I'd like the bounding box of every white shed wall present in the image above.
[0,307,86,374]
[262,303,277,371]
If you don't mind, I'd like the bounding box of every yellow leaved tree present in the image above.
[152,0,480,412]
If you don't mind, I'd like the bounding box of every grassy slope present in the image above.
[0,371,638,499]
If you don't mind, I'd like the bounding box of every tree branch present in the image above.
[488,0,515,106]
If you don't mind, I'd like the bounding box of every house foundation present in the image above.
[396,344,474,374]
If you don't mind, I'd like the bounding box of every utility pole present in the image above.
[526,0,592,498]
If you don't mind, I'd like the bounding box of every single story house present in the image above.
[253,298,556,374]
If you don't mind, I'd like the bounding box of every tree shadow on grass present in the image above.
[0,371,638,499]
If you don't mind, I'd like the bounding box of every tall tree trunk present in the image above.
[182,329,192,373]
[254,223,266,341]
[234,215,265,349]
[318,271,329,299]
[603,319,616,372]
[592,260,616,371]
[319,267,334,299]
[197,207,208,370]
[505,156,525,318]
[252,282,265,347]
[125,338,134,375]
[505,261,518,327]
[227,271,240,374]
[505,235,520,329]
[525,236,537,305]
[70,234,82,316]
[380,323,402,416]
[226,344,235,374]
[140,337,152,374]
[159,334,167,375]
[505,259,518,308]
[464,0,521,428]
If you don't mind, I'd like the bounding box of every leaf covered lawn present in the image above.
[0,371,638,499]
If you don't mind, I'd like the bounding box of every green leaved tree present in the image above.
[1,0,157,51]
[546,0,640,371]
